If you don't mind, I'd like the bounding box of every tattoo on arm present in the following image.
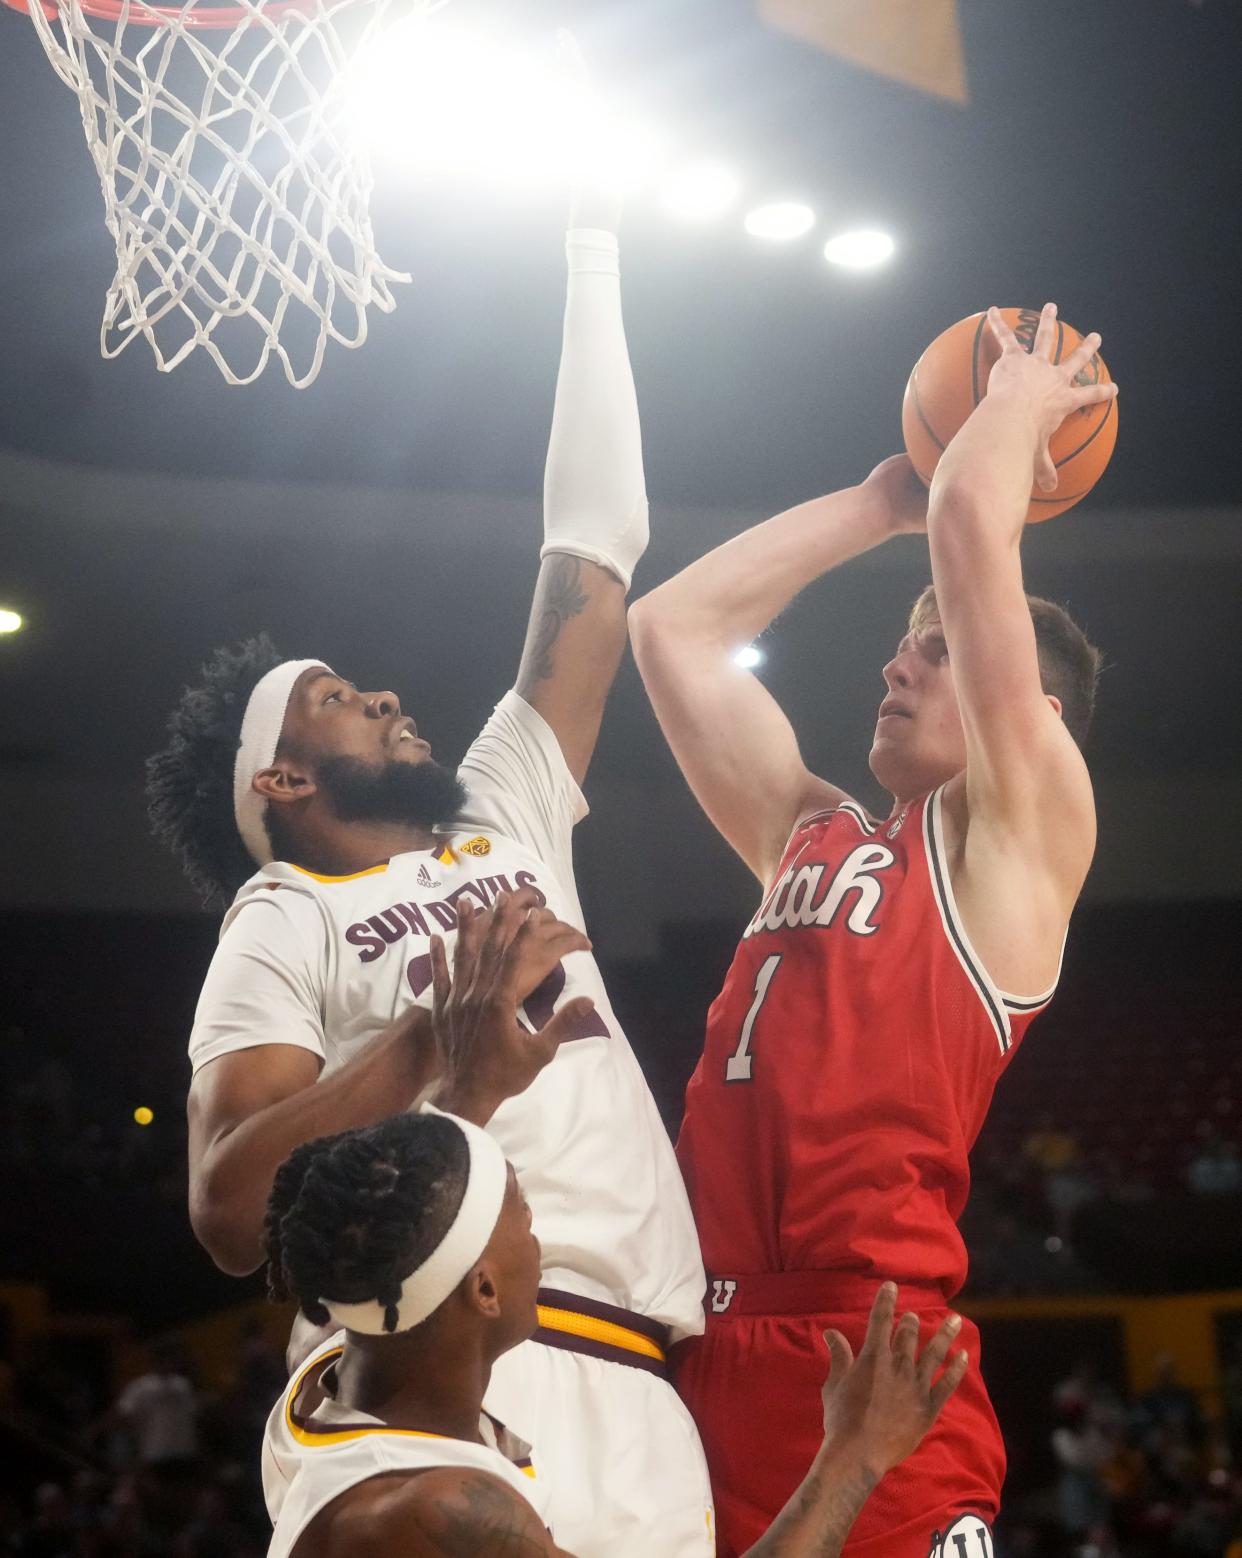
[755,1464,878,1558]
[518,555,590,691]
[410,1473,552,1556]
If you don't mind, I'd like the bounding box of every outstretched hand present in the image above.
[429,890,595,1123]
[985,303,1118,492]
[821,1284,969,1481]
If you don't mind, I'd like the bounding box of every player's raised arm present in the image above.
[925,304,1114,902]
[512,171,645,787]
[629,458,928,884]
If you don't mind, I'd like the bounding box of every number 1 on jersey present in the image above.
[725,954,782,1083]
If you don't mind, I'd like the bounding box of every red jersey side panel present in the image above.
[676,788,1054,1298]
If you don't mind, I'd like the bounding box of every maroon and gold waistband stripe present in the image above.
[533,1288,669,1377]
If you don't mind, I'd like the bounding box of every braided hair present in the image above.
[264,1115,470,1335]
[145,635,289,909]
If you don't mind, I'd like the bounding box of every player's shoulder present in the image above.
[220,863,334,941]
[295,1465,549,1558]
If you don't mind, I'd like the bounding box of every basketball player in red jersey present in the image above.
[629,305,1118,1558]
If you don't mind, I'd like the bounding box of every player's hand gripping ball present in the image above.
[902,305,1118,521]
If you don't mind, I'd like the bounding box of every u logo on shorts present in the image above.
[927,1513,993,1558]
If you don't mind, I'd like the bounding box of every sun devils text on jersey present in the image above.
[678,786,1059,1300]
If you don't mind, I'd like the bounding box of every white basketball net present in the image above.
[19,0,447,386]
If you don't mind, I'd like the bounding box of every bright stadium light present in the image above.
[823,229,895,269]
[744,201,815,242]
[0,609,23,635]
[660,163,741,222]
[346,20,665,192]
[733,644,764,670]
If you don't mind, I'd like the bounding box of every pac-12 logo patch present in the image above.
[459,836,491,857]
[927,1514,993,1558]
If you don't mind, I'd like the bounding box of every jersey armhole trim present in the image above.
[922,787,1013,1055]
[998,939,1064,1013]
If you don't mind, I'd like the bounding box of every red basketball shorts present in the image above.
[672,1274,1003,1558]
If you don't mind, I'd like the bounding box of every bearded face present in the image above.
[311,752,468,832]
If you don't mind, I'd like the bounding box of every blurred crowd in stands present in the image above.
[996,1348,1242,1557]
[2,1329,282,1556]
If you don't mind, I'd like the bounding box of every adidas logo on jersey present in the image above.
[416,863,439,889]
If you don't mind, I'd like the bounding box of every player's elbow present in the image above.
[189,1173,266,1278]
[626,591,663,638]
[627,595,667,670]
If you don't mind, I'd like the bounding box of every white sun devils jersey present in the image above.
[263,1332,552,1556]
[190,691,705,1340]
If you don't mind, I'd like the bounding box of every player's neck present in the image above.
[332,1332,492,1445]
[884,790,921,820]
[290,819,441,877]
[885,765,963,818]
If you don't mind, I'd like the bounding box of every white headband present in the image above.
[319,1112,509,1337]
[233,659,332,867]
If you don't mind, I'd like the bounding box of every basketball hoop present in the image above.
[3,0,448,386]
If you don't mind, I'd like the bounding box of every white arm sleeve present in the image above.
[188,892,327,1074]
[454,691,587,902]
[540,227,649,590]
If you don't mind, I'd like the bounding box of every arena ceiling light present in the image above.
[733,644,764,670]
[660,163,741,222]
[744,201,816,242]
[347,19,664,192]
[0,609,24,635]
[823,229,896,269]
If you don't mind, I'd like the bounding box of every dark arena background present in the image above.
[2,1,1241,1554]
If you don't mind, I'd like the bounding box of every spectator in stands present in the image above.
[107,1337,201,1478]
[1054,1358,1127,1435]
[1186,1130,1242,1196]
[1050,1394,1113,1543]
[1134,1355,1205,1451]
[10,1482,77,1558]
[1045,1155,1100,1245]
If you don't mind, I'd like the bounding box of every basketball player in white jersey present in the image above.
[146,190,713,1555]
[262,907,968,1557]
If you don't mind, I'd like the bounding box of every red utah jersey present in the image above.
[677,786,1058,1300]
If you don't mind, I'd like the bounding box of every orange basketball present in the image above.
[901,307,1118,522]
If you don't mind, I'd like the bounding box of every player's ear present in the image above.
[253,763,316,807]
[1045,693,1064,721]
[465,1262,502,1322]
